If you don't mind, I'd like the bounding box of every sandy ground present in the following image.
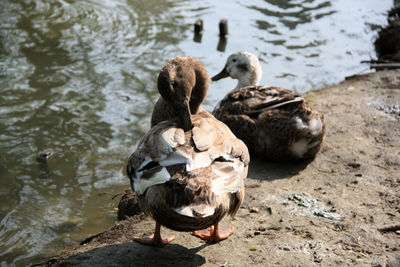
[41,69,399,266]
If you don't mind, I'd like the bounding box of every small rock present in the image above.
[313,251,322,262]
[36,150,53,162]
[117,189,142,220]
[249,207,259,213]
[314,257,322,263]
[265,207,272,215]
[348,163,361,168]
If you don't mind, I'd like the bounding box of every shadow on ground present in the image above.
[58,242,207,266]
[247,156,313,181]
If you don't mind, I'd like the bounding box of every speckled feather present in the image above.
[127,108,249,231]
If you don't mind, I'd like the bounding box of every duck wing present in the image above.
[212,86,302,152]
[214,86,303,118]
[126,108,249,230]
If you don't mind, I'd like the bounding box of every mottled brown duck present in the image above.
[212,51,325,161]
[126,56,250,247]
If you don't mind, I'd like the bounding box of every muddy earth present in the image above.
[42,69,399,266]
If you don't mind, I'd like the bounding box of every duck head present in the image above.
[158,56,210,131]
[212,51,262,89]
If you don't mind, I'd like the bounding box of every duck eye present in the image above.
[232,59,237,62]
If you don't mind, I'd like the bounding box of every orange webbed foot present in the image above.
[193,224,234,243]
[134,221,175,247]
[134,234,175,247]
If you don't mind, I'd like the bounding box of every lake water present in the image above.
[0,0,393,265]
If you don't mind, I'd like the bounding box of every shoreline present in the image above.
[43,69,399,266]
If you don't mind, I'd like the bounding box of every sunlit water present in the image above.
[0,0,392,265]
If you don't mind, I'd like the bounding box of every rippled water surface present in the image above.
[0,0,392,265]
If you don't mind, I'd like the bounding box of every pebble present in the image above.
[249,207,259,213]
[36,150,53,162]
[266,207,272,214]
[348,163,361,168]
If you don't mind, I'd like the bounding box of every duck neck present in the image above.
[189,62,210,114]
[235,66,261,89]
[236,78,253,89]
[150,97,176,127]
[235,74,258,89]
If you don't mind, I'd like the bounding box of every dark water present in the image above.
[0,0,392,265]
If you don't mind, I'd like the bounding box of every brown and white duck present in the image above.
[211,51,325,161]
[126,56,249,247]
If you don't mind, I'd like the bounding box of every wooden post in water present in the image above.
[219,19,228,37]
[194,19,203,34]
[217,37,227,52]
[217,19,228,51]
[194,19,203,43]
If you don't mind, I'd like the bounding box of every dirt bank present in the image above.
[43,69,399,266]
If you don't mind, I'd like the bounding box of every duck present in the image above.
[126,56,250,247]
[211,51,325,161]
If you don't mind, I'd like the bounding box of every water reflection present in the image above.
[250,1,334,29]
[0,0,392,265]
[0,0,189,265]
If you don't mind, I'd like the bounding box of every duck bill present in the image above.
[176,99,193,131]
[211,65,230,81]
